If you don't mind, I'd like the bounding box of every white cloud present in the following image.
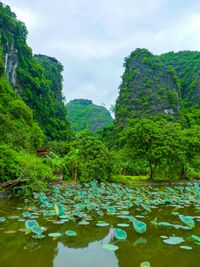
[3,0,200,108]
[5,4,38,30]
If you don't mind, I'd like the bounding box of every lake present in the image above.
[0,182,200,267]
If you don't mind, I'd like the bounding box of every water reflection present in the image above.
[54,235,118,267]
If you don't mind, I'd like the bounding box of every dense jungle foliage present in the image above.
[1,3,200,194]
[66,99,113,132]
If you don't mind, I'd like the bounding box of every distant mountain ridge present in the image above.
[66,99,113,132]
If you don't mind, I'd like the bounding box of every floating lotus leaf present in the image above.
[163,236,184,245]
[76,203,85,210]
[102,244,119,251]
[59,215,69,219]
[65,230,77,236]
[0,217,6,222]
[180,246,192,250]
[171,212,179,216]
[25,219,39,229]
[23,212,31,218]
[157,222,172,227]
[190,235,200,243]
[48,232,61,237]
[117,223,129,227]
[31,225,43,235]
[39,193,49,205]
[53,220,66,224]
[54,187,59,195]
[97,211,104,217]
[107,206,116,213]
[132,218,147,233]
[25,219,43,236]
[140,262,151,267]
[179,215,195,228]
[79,220,89,225]
[114,228,127,240]
[96,221,109,227]
[54,203,65,217]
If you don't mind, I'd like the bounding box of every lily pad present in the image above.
[55,203,65,217]
[114,228,127,240]
[140,262,151,267]
[96,221,109,227]
[163,236,184,245]
[132,218,146,233]
[48,232,61,237]
[79,220,89,225]
[117,223,129,227]
[0,217,6,222]
[102,244,119,251]
[180,246,192,250]
[22,212,31,218]
[65,230,77,236]
[190,235,200,243]
[179,215,195,228]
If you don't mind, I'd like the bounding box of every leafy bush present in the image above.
[62,136,113,182]
[0,144,21,181]
[16,152,55,192]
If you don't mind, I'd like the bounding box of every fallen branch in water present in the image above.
[0,178,25,189]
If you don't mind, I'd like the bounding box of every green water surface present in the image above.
[0,184,200,267]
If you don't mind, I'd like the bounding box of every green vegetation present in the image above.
[115,48,200,126]
[66,99,113,132]
[0,3,71,141]
[1,3,200,193]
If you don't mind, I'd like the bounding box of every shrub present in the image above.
[0,144,21,181]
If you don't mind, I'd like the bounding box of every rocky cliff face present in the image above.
[4,43,18,85]
[115,48,200,126]
[34,54,64,102]
[115,49,180,126]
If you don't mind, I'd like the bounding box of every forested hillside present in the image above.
[0,3,70,140]
[0,3,71,190]
[66,99,113,132]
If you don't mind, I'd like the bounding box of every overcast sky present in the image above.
[3,0,200,109]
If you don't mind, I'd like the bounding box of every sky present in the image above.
[3,0,200,110]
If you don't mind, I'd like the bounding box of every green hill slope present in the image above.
[66,99,113,132]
